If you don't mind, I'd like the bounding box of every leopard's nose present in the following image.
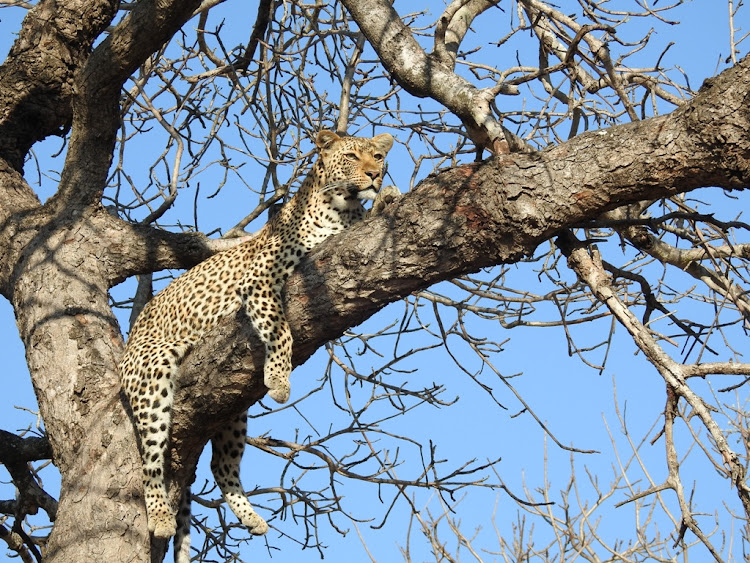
[365,169,380,181]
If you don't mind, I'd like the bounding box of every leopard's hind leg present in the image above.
[211,412,269,534]
[174,485,192,563]
[121,341,184,538]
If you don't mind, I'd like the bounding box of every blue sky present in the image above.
[0,1,747,561]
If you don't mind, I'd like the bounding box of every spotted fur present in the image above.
[119,131,395,555]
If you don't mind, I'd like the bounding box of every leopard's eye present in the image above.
[345,152,359,161]
[373,153,384,161]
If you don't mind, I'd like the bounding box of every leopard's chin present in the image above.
[358,187,378,201]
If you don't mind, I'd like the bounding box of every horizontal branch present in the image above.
[0,430,52,464]
[167,53,750,477]
[104,215,254,287]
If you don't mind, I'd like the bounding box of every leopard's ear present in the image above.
[316,130,341,150]
[371,133,394,154]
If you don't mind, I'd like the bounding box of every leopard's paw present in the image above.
[371,184,401,215]
[266,384,290,404]
[245,512,269,535]
[149,506,177,539]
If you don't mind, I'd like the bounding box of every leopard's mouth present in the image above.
[323,180,378,201]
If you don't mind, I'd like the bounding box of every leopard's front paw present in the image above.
[371,184,401,215]
[245,512,269,535]
[266,384,290,404]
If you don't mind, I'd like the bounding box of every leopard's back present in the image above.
[125,233,266,349]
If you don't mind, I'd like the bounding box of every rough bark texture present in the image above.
[167,53,750,490]
[0,0,117,171]
[0,0,747,561]
[339,0,517,151]
[0,1,206,561]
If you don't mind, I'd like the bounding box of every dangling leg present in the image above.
[121,344,180,538]
[256,310,293,404]
[210,412,268,534]
[243,281,293,404]
[173,485,192,563]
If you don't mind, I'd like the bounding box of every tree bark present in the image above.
[12,215,150,561]
[0,0,118,171]
[166,53,750,489]
[0,1,210,561]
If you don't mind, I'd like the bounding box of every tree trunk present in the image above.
[12,217,149,561]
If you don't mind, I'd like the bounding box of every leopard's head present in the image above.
[313,130,393,204]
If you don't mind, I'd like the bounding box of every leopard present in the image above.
[118,130,397,557]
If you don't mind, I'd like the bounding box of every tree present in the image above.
[0,0,748,561]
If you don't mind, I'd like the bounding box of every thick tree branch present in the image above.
[102,210,254,287]
[166,54,750,486]
[0,0,118,171]
[0,430,57,523]
[47,0,205,213]
[340,0,522,153]
[0,430,52,463]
